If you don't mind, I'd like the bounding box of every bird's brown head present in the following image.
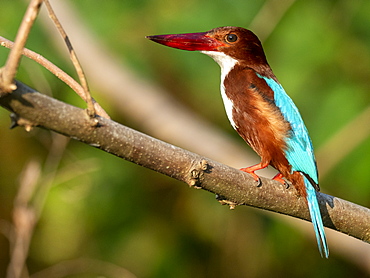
[146,26,268,66]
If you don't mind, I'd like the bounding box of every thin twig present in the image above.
[0,0,44,94]
[0,36,110,118]
[6,160,41,278]
[43,0,96,118]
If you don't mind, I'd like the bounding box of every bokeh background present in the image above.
[1,0,370,277]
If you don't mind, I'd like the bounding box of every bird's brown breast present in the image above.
[224,66,292,175]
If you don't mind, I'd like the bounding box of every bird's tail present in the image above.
[303,175,329,258]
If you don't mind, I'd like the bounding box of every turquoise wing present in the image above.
[257,74,318,184]
[257,74,328,258]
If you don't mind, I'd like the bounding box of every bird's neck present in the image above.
[202,50,277,83]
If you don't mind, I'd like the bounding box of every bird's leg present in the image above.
[272,173,289,188]
[240,162,268,187]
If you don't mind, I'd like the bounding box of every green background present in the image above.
[1,0,369,277]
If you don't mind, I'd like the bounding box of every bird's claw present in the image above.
[272,173,290,188]
[240,167,262,187]
[255,177,262,187]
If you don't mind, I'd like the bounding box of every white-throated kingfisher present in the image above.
[147,26,329,258]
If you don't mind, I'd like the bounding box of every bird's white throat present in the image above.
[201,51,238,81]
[201,51,238,129]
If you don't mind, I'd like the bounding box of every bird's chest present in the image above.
[222,75,291,157]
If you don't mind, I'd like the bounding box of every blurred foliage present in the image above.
[0,0,370,277]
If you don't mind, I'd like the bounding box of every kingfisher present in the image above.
[147,26,329,258]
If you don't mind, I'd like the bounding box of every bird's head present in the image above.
[146,26,268,69]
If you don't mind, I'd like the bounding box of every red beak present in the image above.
[146,32,223,51]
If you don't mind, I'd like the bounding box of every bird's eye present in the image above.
[225,33,238,43]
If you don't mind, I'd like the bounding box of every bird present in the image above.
[146,26,329,258]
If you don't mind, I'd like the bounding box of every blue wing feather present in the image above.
[256,74,318,183]
[257,74,328,258]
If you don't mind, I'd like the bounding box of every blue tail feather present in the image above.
[304,176,329,258]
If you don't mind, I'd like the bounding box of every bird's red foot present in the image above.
[240,168,261,186]
[240,163,268,187]
[272,173,289,188]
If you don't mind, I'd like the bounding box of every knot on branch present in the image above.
[10,113,36,131]
[216,194,239,210]
[187,159,210,189]
[83,110,101,127]
[0,69,17,96]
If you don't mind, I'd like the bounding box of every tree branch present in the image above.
[0,81,369,244]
